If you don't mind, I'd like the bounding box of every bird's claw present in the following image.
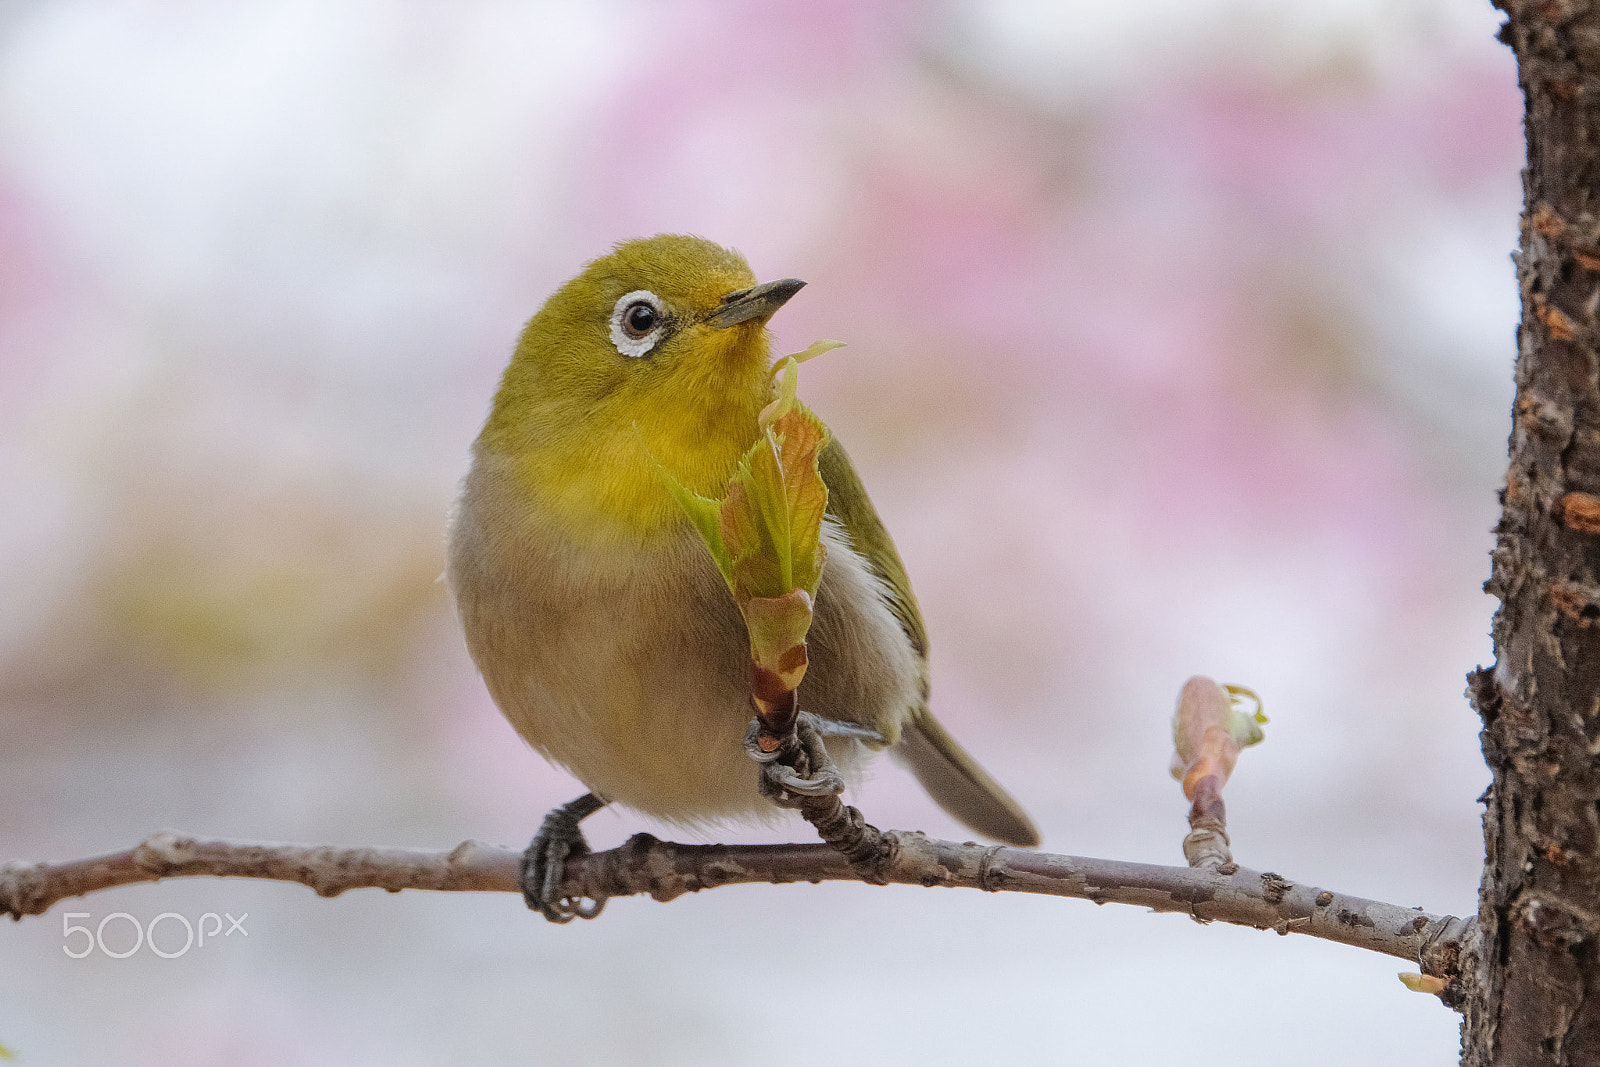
[521,794,608,923]
[744,712,846,808]
[768,765,847,797]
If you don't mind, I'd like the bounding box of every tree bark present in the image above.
[1470,5,1600,1062]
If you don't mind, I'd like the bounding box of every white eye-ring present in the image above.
[610,290,669,359]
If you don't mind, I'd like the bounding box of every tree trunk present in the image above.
[1469,4,1600,1063]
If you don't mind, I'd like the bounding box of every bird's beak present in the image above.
[709,278,805,329]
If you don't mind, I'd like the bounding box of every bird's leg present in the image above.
[743,711,846,806]
[744,711,892,882]
[521,792,608,923]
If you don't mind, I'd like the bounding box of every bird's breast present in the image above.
[447,447,923,825]
[449,449,765,820]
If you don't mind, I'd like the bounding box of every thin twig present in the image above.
[1184,775,1232,869]
[0,829,1473,981]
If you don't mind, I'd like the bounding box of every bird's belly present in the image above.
[448,462,923,825]
[460,548,761,821]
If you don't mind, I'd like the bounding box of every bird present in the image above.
[447,234,1038,921]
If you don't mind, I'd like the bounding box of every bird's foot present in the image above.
[521,792,608,923]
[744,711,846,808]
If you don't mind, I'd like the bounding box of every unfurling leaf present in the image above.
[744,590,815,694]
[1222,683,1269,741]
[656,464,733,587]
[760,343,844,426]
[1169,676,1267,800]
[722,404,830,601]
[661,341,841,713]
[778,338,847,370]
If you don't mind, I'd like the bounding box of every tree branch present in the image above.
[0,829,1474,981]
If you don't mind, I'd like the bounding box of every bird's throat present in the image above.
[505,382,767,548]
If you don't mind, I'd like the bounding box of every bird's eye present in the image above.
[609,290,668,359]
[624,303,656,337]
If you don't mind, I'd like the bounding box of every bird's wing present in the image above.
[818,437,928,663]
[819,437,1038,848]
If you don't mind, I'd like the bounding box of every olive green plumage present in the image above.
[448,234,1037,847]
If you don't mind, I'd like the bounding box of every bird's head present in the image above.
[480,235,806,538]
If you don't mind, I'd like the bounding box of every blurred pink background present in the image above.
[1,1,1516,1063]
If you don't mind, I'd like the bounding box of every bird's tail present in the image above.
[895,712,1039,848]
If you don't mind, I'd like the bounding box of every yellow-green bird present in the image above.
[448,234,1037,920]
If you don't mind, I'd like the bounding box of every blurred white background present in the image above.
[0,0,1517,1063]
